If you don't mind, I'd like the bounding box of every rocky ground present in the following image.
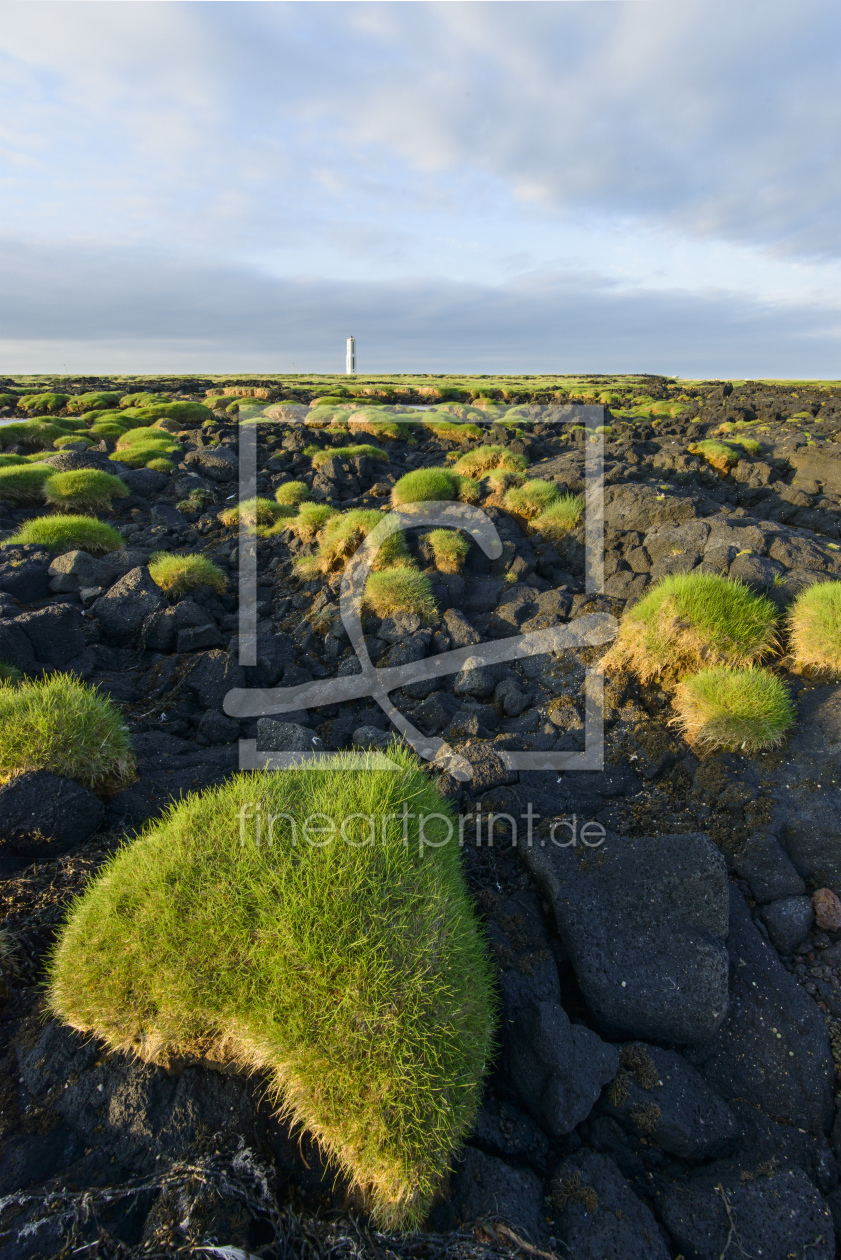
[3,377,841,1258]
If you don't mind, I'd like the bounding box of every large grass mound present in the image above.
[47,749,495,1228]
[672,666,795,753]
[2,515,125,555]
[44,469,130,513]
[787,580,841,675]
[0,673,136,788]
[602,572,778,684]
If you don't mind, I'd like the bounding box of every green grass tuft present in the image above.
[687,439,740,474]
[452,445,528,480]
[310,444,388,470]
[219,497,295,532]
[0,421,67,450]
[66,392,121,415]
[363,569,438,620]
[503,479,559,519]
[284,501,336,542]
[53,434,94,450]
[729,436,762,457]
[46,749,494,1228]
[2,515,125,555]
[274,480,310,506]
[0,454,27,467]
[531,493,584,541]
[0,673,136,788]
[148,552,227,598]
[0,464,53,504]
[391,468,460,506]
[44,469,130,513]
[422,418,483,443]
[672,666,795,753]
[145,457,176,473]
[602,573,779,684]
[425,529,471,573]
[788,580,841,675]
[300,509,409,574]
[17,392,70,415]
[0,662,23,685]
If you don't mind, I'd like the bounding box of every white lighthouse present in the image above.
[346,335,356,375]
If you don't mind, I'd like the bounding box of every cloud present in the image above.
[1,237,838,378]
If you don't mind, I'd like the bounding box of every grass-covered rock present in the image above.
[2,515,125,555]
[363,568,438,620]
[687,439,740,474]
[452,445,527,479]
[44,469,130,513]
[148,552,227,598]
[0,420,67,450]
[425,528,470,573]
[274,479,310,506]
[298,509,409,574]
[285,501,335,541]
[66,392,121,415]
[219,497,295,532]
[391,467,479,507]
[602,573,779,684]
[0,673,135,789]
[531,493,584,541]
[310,444,388,470]
[113,427,182,468]
[46,749,494,1227]
[672,666,795,753]
[17,392,71,415]
[0,463,53,504]
[788,580,841,674]
[503,478,559,518]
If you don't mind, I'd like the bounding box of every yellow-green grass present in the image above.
[503,479,559,519]
[148,552,226,598]
[0,662,23,684]
[297,509,409,575]
[53,434,94,450]
[146,457,176,473]
[788,581,841,674]
[2,515,124,556]
[274,480,310,506]
[284,501,336,542]
[17,392,70,415]
[310,444,388,470]
[46,749,494,1228]
[119,392,162,409]
[115,426,180,453]
[0,673,136,789]
[0,420,68,450]
[66,392,121,415]
[602,573,779,685]
[219,497,296,532]
[687,440,740,474]
[0,464,54,504]
[425,529,470,574]
[672,666,795,753]
[452,445,528,480]
[44,469,130,514]
[363,568,438,621]
[0,455,27,468]
[347,410,415,441]
[728,435,762,457]
[390,468,480,508]
[422,419,483,443]
[531,493,584,541]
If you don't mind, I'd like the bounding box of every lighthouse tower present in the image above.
[346,336,356,375]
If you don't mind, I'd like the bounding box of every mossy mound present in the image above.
[44,469,130,513]
[17,392,71,415]
[0,464,54,504]
[602,573,779,684]
[66,392,121,415]
[46,749,494,1228]
[788,580,841,675]
[2,515,124,555]
[148,552,227,598]
[672,666,795,753]
[0,673,135,788]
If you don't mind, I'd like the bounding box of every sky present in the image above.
[1,0,840,378]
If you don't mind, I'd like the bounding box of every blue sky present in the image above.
[1,0,840,376]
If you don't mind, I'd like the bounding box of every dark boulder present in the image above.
[598,1042,737,1160]
[443,1147,546,1244]
[685,886,834,1132]
[185,649,246,710]
[759,895,815,954]
[91,567,166,644]
[14,604,86,667]
[657,1160,834,1260]
[549,1150,669,1259]
[0,556,50,603]
[0,771,105,870]
[0,619,37,672]
[523,831,729,1044]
